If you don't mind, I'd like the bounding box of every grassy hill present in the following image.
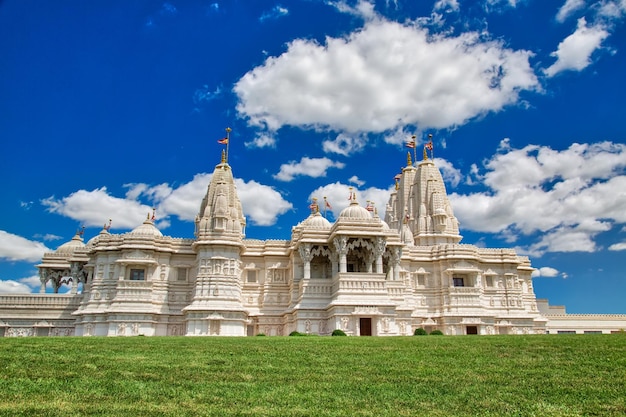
[1,334,624,416]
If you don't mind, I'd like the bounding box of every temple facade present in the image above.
[1,152,624,336]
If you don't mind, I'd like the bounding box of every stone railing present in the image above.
[113,281,154,301]
[0,294,82,309]
[332,273,387,294]
[299,279,332,297]
[447,287,482,307]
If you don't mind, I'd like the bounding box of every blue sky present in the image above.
[1,0,625,314]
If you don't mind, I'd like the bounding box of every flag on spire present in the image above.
[405,140,416,148]
[425,133,433,150]
[218,137,228,145]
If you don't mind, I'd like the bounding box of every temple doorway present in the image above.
[360,318,372,336]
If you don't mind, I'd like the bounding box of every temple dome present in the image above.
[55,234,85,254]
[128,219,162,237]
[301,212,332,228]
[339,202,372,220]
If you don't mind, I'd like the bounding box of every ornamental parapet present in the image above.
[0,294,82,309]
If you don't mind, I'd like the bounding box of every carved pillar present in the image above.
[365,253,374,273]
[374,237,386,274]
[38,268,48,293]
[333,236,348,273]
[389,247,401,281]
[329,252,339,276]
[50,271,62,293]
[298,244,313,279]
[70,262,83,294]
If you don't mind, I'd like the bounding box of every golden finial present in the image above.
[407,152,412,167]
[221,149,226,163]
[423,147,428,160]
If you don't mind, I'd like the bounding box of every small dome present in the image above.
[87,228,111,246]
[434,207,447,216]
[301,212,332,228]
[56,234,85,254]
[128,219,163,237]
[339,201,372,220]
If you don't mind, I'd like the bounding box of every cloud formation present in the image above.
[0,231,51,262]
[531,266,561,278]
[259,5,289,22]
[42,173,293,231]
[234,15,538,137]
[449,140,626,256]
[274,157,345,181]
[556,0,586,22]
[42,188,154,230]
[544,18,609,77]
[0,279,33,294]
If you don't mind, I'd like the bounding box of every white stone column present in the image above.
[390,247,401,281]
[38,268,47,293]
[374,237,386,274]
[333,237,348,273]
[299,244,313,279]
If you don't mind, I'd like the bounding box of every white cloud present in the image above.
[45,172,294,230]
[193,85,222,105]
[33,233,63,242]
[0,231,51,262]
[348,176,365,187]
[18,274,42,288]
[153,173,212,222]
[259,5,289,22]
[449,140,626,255]
[274,157,345,181]
[608,242,626,251]
[235,179,293,226]
[123,174,293,227]
[42,187,154,230]
[0,279,34,294]
[328,0,377,20]
[544,17,609,77]
[556,0,586,22]
[322,133,367,156]
[434,0,460,12]
[246,133,276,148]
[596,0,626,20]
[483,0,522,12]
[531,266,560,277]
[433,157,462,188]
[234,15,538,138]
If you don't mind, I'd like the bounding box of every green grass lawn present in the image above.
[1,334,624,416]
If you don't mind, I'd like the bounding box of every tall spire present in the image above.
[385,136,461,245]
[195,144,246,243]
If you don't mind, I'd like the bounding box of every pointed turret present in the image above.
[385,141,461,246]
[194,150,246,244]
[185,148,248,336]
[411,158,461,245]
